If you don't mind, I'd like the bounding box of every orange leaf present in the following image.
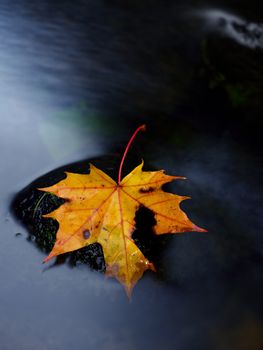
[39,126,206,296]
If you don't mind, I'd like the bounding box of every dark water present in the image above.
[1,1,263,349]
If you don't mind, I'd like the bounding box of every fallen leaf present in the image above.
[39,125,206,296]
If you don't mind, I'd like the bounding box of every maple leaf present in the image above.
[39,125,206,296]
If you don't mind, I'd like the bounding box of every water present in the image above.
[1,1,263,349]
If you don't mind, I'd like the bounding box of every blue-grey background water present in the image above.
[0,1,262,349]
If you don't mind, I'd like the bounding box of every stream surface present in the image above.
[0,1,262,349]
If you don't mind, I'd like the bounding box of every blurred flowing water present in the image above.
[0,1,262,349]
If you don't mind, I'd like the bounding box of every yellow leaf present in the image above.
[39,125,206,296]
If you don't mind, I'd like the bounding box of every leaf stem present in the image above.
[118,124,146,184]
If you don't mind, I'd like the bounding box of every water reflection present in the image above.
[0,4,108,192]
